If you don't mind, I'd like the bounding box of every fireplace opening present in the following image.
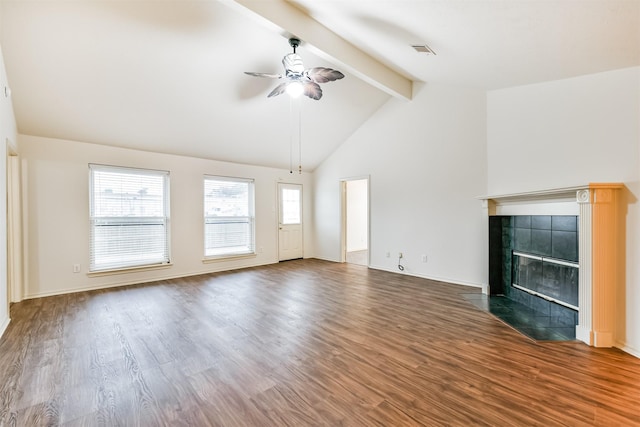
[512,252,579,311]
[483,215,579,340]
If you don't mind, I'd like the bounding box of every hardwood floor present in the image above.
[1,259,639,426]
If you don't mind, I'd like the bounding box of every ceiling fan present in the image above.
[245,38,344,100]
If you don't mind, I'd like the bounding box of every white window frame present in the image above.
[89,164,171,272]
[204,175,255,259]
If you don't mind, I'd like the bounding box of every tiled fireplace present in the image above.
[481,184,623,347]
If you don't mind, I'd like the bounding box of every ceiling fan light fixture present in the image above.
[244,37,344,101]
[286,81,304,98]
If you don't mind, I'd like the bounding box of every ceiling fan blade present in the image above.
[244,72,282,79]
[267,82,289,98]
[303,82,323,100]
[307,67,345,83]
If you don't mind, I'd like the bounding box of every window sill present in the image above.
[87,263,173,277]
[202,253,257,264]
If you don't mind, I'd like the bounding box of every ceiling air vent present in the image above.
[411,44,436,55]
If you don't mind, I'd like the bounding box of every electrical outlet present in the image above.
[385,252,390,258]
[73,264,81,273]
[421,254,428,263]
[399,252,403,258]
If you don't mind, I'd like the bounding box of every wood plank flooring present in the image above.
[1,259,639,426]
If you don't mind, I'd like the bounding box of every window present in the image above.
[89,164,170,272]
[204,176,255,257]
[280,187,301,225]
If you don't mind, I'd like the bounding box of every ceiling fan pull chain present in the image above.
[298,100,302,174]
[289,97,294,174]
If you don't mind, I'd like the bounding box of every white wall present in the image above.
[346,179,368,252]
[314,83,488,289]
[19,134,313,299]
[487,67,640,356]
[0,44,18,337]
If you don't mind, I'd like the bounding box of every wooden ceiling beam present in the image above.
[223,0,413,100]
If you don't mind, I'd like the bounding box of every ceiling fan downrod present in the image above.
[289,37,300,53]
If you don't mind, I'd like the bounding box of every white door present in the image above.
[278,183,303,261]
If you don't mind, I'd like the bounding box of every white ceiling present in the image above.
[1,1,638,171]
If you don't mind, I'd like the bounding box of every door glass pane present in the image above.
[281,188,300,224]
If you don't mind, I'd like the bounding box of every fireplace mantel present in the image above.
[479,183,624,348]
[481,184,588,202]
[479,185,589,216]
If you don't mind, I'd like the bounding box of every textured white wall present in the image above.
[19,135,313,299]
[487,67,639,194]
[313,83,488,289]
[487,67,640,357]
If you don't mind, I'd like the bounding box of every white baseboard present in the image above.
[299,259,488,291]
[346,247,368,253]
[368,264,487,292]
[312,255,341,263]
[0,316,10,339]
[593,330,614,348]
[615,341,640,359]
[575,325,592,346]
[23,260,278,300]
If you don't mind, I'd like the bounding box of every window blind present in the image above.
[204,176,255,257]
[89,164,170,271]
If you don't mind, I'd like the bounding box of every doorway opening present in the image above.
[341,178,369,266]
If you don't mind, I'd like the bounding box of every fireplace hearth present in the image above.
[463,292,576,341]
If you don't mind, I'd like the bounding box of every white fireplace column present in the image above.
[481,183,623,348]
[576,189,593,345]
[577,184,623,347]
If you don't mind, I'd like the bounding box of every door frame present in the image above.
[340,176,370,265]
[7,147,22,303]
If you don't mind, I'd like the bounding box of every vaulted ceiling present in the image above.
[1,1,638,171]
